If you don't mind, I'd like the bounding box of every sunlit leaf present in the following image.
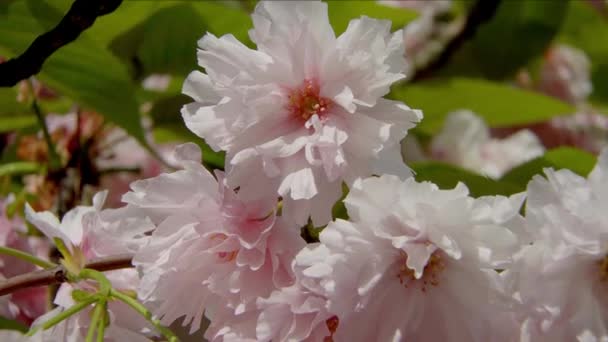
[327,0,418,34]
[501,147,597,190]
[391,78,575,134]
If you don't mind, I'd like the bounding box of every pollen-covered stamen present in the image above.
[287,79,332,122]
[397,251,446,293]
[209,233,238,263]
[323,316,340,342]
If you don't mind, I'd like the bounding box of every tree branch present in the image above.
[0,0,123,87]
[0,253,134,296]
[412,0,502,81]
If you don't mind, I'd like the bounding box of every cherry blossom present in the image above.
[25,192,155,341]
[431,110,545,178]
[539,44,592,104]
[503,149,608,341]
[126,143,304,333]
[182,0,421,226]
[294,175,525,340]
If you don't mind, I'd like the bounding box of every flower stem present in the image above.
[110,289,179,342]
[85,301,106,342]
[27,296,97,336]
[79,269,111,296]
[96,302,108,342]
[0,246,56,269]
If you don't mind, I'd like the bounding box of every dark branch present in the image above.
[0,0,123,87]
[413,0,502,81]
[0,253,134,296]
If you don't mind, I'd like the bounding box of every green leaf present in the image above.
[110,1,251,78]
[136,4,207,76]
[501,147,597,190]
[0,88,28,116]
[391,78,575,135]
[412,161,522,197]
[86,1,170,46]
[0,1,145,142]
[190,1,252,44]
[327,0,418,34]
[0,116,37,133]
[0,317,28,333]
[0,162,43,178]
[468,0,569,79]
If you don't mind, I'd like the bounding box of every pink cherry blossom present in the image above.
[204,283,334,342]
[294,175,526,341]
[502,149,608,340]
[182,0,422,227]
[126,143,305,333]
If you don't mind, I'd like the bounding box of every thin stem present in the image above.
[29,83,62,169]
[110,289,179,342]
[0,246,56,269]
[96,302,108,342]
[27,296,97,336]
[79,269,111,296]
[85,301,105,342]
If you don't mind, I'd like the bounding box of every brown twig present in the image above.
[0,0,123,87]
[412,0,502,81]
[0,253,134,296]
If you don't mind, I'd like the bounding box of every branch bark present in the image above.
[0,253,134,296]
[412,0,502,81]
[0,0,123,87]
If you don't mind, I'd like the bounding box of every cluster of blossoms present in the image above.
[2,1,608,341]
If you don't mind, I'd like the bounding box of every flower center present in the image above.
[209,233,238,263]
[397,251,445,293]
[287,79,332,122]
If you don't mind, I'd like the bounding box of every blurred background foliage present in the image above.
[0,0,607,216]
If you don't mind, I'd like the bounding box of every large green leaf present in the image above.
[327,1,418,34]
[501,147,597,191]
[137,4,207,76]
[391,78,575,134]
[412,161,522,197]
[110,1,251,78]
[0,0,145,142]
[190,1,252,44]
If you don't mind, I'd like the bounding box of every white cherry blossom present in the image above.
[294,175,525,341]
[182,0,421,226]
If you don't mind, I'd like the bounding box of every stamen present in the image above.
[287,79,332,122]
[397,251,445,293]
